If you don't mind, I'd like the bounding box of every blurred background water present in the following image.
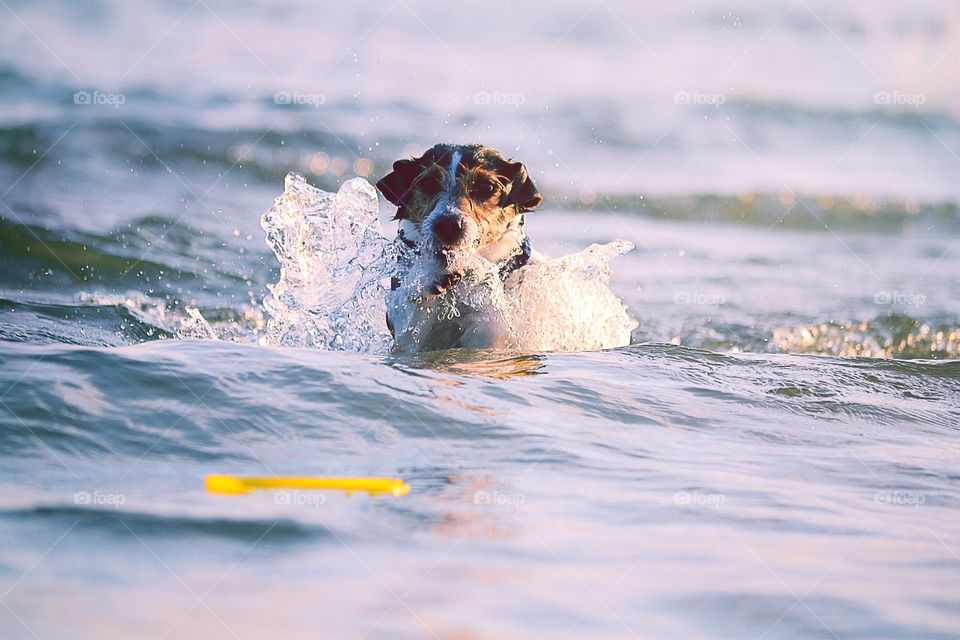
[1,1,959,638]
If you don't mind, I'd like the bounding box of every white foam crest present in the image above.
[260,173,636,353]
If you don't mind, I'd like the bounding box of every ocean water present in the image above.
[2,0,960,638]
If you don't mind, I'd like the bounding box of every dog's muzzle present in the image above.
[422,211,470,295]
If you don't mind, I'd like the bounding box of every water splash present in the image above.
[259,173,393,352]
[74,291,265,343]
[499,241,637,351]
[76,291,175,334]
[259,173,636,353]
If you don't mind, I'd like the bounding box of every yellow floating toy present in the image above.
[205,475,410,497]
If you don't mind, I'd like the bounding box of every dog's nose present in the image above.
[432,214,464,246]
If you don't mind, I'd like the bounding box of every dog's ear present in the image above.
[500,161,542,212]
[376,158,423,216]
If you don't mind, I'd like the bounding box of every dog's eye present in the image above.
[417,176,441,193]
[473,182,498,200]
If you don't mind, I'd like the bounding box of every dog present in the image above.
[376,143,543,351]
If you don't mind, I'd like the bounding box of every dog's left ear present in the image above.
[500,161,543,212]
[376,158,422,216]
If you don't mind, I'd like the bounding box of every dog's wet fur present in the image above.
[376,143,542,350]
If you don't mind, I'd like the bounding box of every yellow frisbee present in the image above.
[205,475,410,497]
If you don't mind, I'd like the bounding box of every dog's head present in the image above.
[376,144,542,294]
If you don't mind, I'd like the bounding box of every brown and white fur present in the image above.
[376,143,543,351]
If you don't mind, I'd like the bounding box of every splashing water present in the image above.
[259,173,636,353]
[500,240,637,351]
[259,173,393,352]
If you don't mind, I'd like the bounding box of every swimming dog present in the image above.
[376,144,542,351]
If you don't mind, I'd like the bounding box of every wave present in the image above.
[0,215,269,341]
[0,504,321,542]
[634,312,960,361]
[721,97,960,132]
[0,295,173,345]
[771,315,960,359]
[559,191,960,232]
[616,343,960,428]
[0,215,205,284]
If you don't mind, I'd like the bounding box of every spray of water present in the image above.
[258,173,637,353]
[259,173,393,352]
